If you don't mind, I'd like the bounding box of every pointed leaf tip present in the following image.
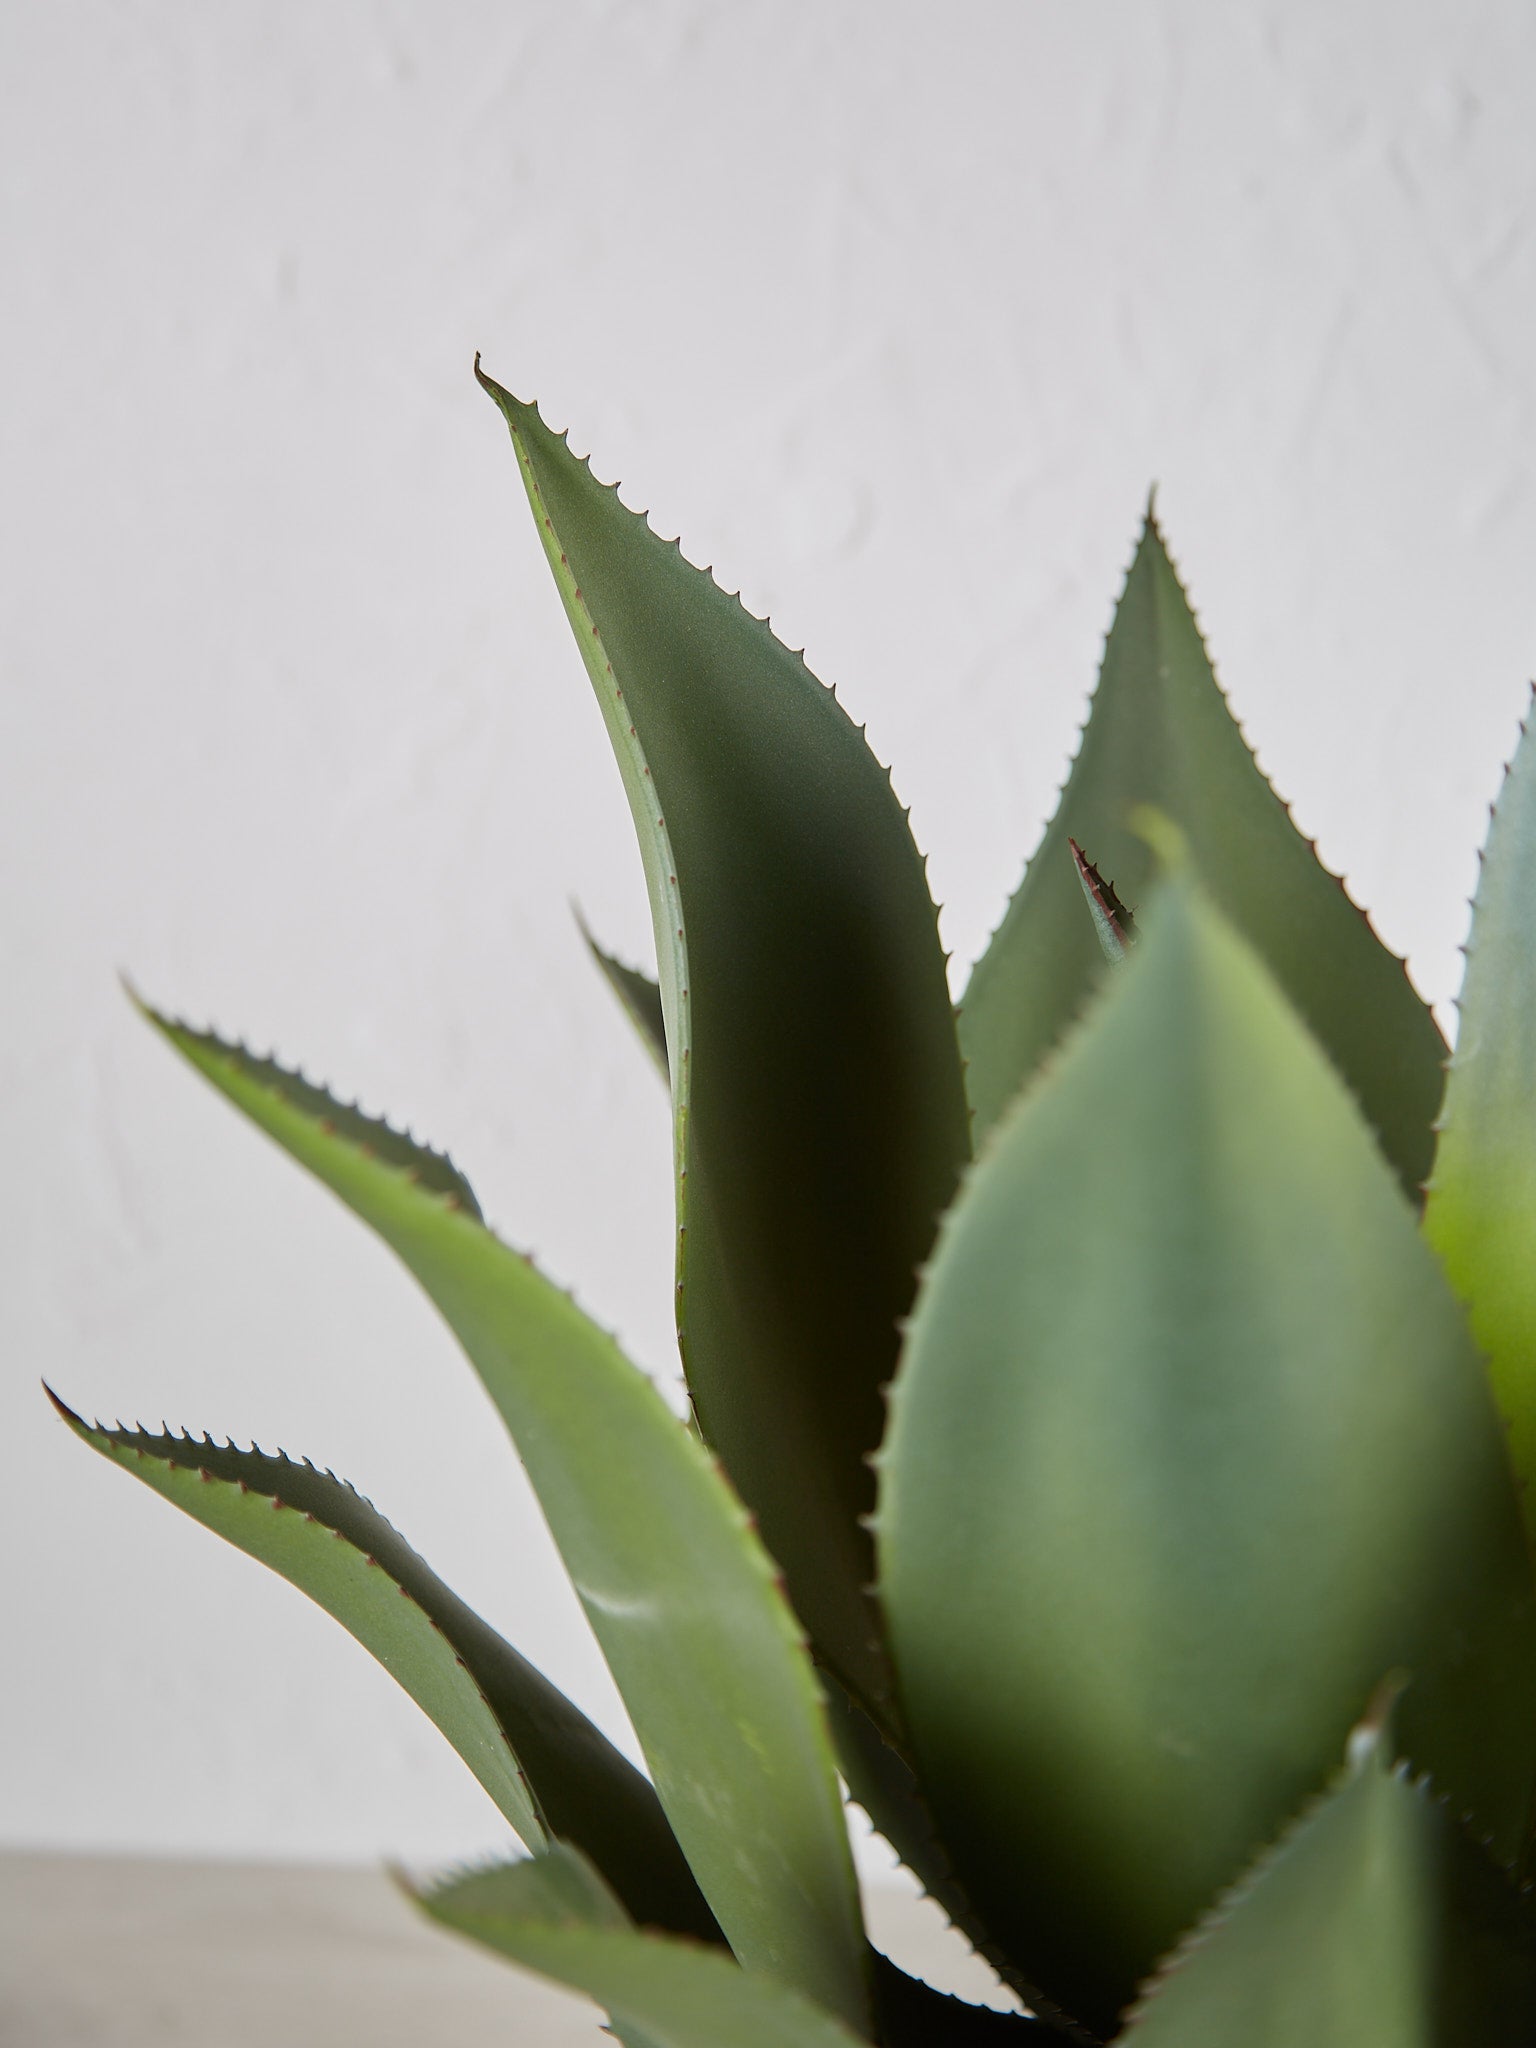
[1120,1713,1536,2046]
[1068,839,1138,965]
[135,987,867,2021]
[959,514,1445,1196]
[886,876,1536,2030]
[488,369,969,1739]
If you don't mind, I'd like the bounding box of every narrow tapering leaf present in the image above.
[820,1680,1053,2026]
[1069,840,1136,964]
[479,363,971,1726]
[52,1393,715,1940]
[53,1395,537,1846]
[959,515,1446,1199]
[423,1848,1054,2048]
[1425,705,1536,1530]
[1120,1715,1536,2047]
[135,1004,869,2032]
[419,1844,870,2048]
[576,912,668,1079]
[880,875,1536,2035]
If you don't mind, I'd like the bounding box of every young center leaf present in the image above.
[1425,705,1536,1526]
[958,513,1446,1200]
[479,364,971,1727]
[134,1001,870,2035]
[879,873,1536,2037]
[52,1395,716,1940]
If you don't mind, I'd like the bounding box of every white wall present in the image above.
[6,0,1536,1864]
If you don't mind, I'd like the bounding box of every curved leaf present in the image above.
[1121,1712,1536,2047]
[870,1961,1062,2046]
[879,875,1536,2035]
[478,363,971,1727]
[53,1395,536,1845]
[424,1848,1055,2048]
[577,912,668,1079]
[820,1680,1058,2028]
[958,513,1446,1199]
[135,1002,868,2033]
[1069,840,1136,965]
[418,1844,869,2048]
[52,1392,715,1941]
[1425,704,1536,1531]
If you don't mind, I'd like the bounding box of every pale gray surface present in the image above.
[0,1855,1011,2045]
[11,2,1536,1864]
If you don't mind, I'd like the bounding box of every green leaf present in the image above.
[135,1002,869,2034]
[424,1850,1058,2048]
[51,1392,715,1942]
[1120,1711,1536,2047]
[879,875,1536,2037]
[576,911,668,1079]
[1424,704,1536,1531]
[958,513,1446,1200]
[1069,839,1136,964]
[820,1680,1056,2028]
[478,363,971,1727]
[870,1961,1061,2045]
[417,1844,871,2048]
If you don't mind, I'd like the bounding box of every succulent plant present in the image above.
[54,360,1536,2044]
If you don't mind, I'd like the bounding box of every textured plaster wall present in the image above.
[6,1,1536,1862]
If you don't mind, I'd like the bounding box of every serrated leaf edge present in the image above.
[959,508,1443,1100]
[126,979,485,1221]
[1118,1711,1532,2031]
[48,1386,546,1844]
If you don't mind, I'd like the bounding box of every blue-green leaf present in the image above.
[1424,704,1536,1533]
[134,1003,869,2033]
[1121,1712,1536,2047]
[880,875,1536,2034]
[576,911,668,1079]
[959,514,1446,1200]
[417,1845,870,2048]
[479,364,971,1727]
[52,1393,715,1941]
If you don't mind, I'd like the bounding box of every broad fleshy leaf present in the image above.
[479,363,971,1727]
[879,875,1536,2036]
[958,514,1446,1199]
[1425,704,1536,1527]
[577,912,668,1079]
[1120,1714,1536,2047]
[418,1844,870,2048]
[51,1393,715,1941]
[135,1002,869,2034]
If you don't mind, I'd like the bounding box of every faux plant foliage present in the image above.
[123,999,870,2035]
[878,869,1536,2034]
[476,362,971,1733]
[1118,1706,1536,2048]
[958,515,1447,1200]
[52,1394,717,1940]
[1424,706,1536,1526]
[59,369,1536,2045]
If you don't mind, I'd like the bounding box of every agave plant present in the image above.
[54,360,1536,2044]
